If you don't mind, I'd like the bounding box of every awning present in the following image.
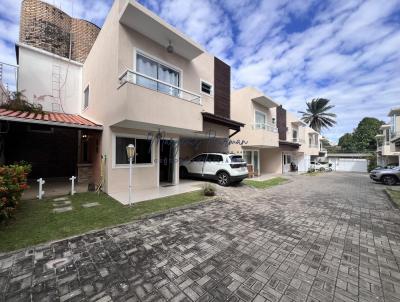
[201,112,244,131]
[0,109,102,130]
[279,140,300,150]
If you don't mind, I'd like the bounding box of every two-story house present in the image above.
[81,0,243,200]
[376,107,400,166]
[229,87,320,175]
[3,0,243,203]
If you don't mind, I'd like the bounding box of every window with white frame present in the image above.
[115,136,152,165]
[136,52,180,96]
[201,81,213,95]
[83,86,89,109]
[255,111,266,129]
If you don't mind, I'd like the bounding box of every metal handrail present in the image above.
[119,69,202,105]
[391,131,400,138]
[251,123,278,132]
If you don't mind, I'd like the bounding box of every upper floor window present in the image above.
[136,52,180,96]
[201,81,213,95]
[83,86,89,109]
[255,111,266,129]
[386,129,390,142]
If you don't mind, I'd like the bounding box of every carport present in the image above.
[0,109,102,191]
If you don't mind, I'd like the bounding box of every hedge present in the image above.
[0,163,31,223]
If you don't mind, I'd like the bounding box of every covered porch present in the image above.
[0,109,102,199]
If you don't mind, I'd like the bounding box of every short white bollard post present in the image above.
[37,178,45,200]
[69,176,76,196]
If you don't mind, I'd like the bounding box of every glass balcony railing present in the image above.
[251,122,278,132]
[119,70,202,105]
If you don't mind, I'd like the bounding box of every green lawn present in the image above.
[244,177,288,189]
[386,189,400,208]
[0,190,207,252]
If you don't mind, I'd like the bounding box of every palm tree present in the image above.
[299,98,336,132]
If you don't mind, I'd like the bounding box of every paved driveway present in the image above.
[1,173,400,302]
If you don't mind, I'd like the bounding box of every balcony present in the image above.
[251,122,278,132]
[120,70,201,104]
[115,70,203,133]
[309,143,319,148]
[245,122,279,147]
[391,131,400,140]
[288,138,305,144]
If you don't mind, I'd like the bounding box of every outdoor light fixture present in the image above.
[126,144,135,206]
[166,40,174,54]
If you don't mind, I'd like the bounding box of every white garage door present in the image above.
[329,158,368,172]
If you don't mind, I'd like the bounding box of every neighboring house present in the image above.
[2,0,244,201]
[229,87,321,175]
[376,107,400,166]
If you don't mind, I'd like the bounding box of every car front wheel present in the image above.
[217,172,230,186]
[382,175,397,186]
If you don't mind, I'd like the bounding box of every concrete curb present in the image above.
[0,195,225,257]
[384,189,400,210]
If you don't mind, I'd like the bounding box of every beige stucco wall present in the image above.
[260,148,282,174]
[230,87,278,150]
[81,0,225,193]
[118,19,215,114]
[286,111,320,156]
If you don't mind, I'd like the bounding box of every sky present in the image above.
[0,0,399,142]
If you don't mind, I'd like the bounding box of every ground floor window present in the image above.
[115,136,152,165]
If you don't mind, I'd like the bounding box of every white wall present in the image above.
[329,158,368,172]
[18,44,83,114]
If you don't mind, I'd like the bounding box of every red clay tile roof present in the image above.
[0,109,102,130]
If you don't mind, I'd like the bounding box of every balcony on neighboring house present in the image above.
[391,131,400,140]
[245,121,279,148]
[251,122,278,133]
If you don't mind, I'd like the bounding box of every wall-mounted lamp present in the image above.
[166,40,174,54]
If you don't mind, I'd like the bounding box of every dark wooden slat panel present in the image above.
[214,57,230,119]
[276,105,287,141]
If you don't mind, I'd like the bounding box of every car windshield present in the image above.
[230,155,244,163]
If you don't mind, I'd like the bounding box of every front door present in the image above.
[159,140,175,183]
[282,153,292,173]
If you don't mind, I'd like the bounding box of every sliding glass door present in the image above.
[136,53,180,97]
[243,150,260,176]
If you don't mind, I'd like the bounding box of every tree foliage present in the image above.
[299,98,337,132]
[338,117,384,152]
[0,91,43,114]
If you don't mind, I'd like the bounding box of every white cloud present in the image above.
[0,0,399,143]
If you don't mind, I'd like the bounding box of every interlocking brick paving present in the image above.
[1,173,400,302]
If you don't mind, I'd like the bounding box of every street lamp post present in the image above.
[126,144,135,206]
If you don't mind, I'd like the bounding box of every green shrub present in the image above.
[0,163,31,223]
[203,183,216,196]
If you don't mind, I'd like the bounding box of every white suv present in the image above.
[180,153,248,186]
